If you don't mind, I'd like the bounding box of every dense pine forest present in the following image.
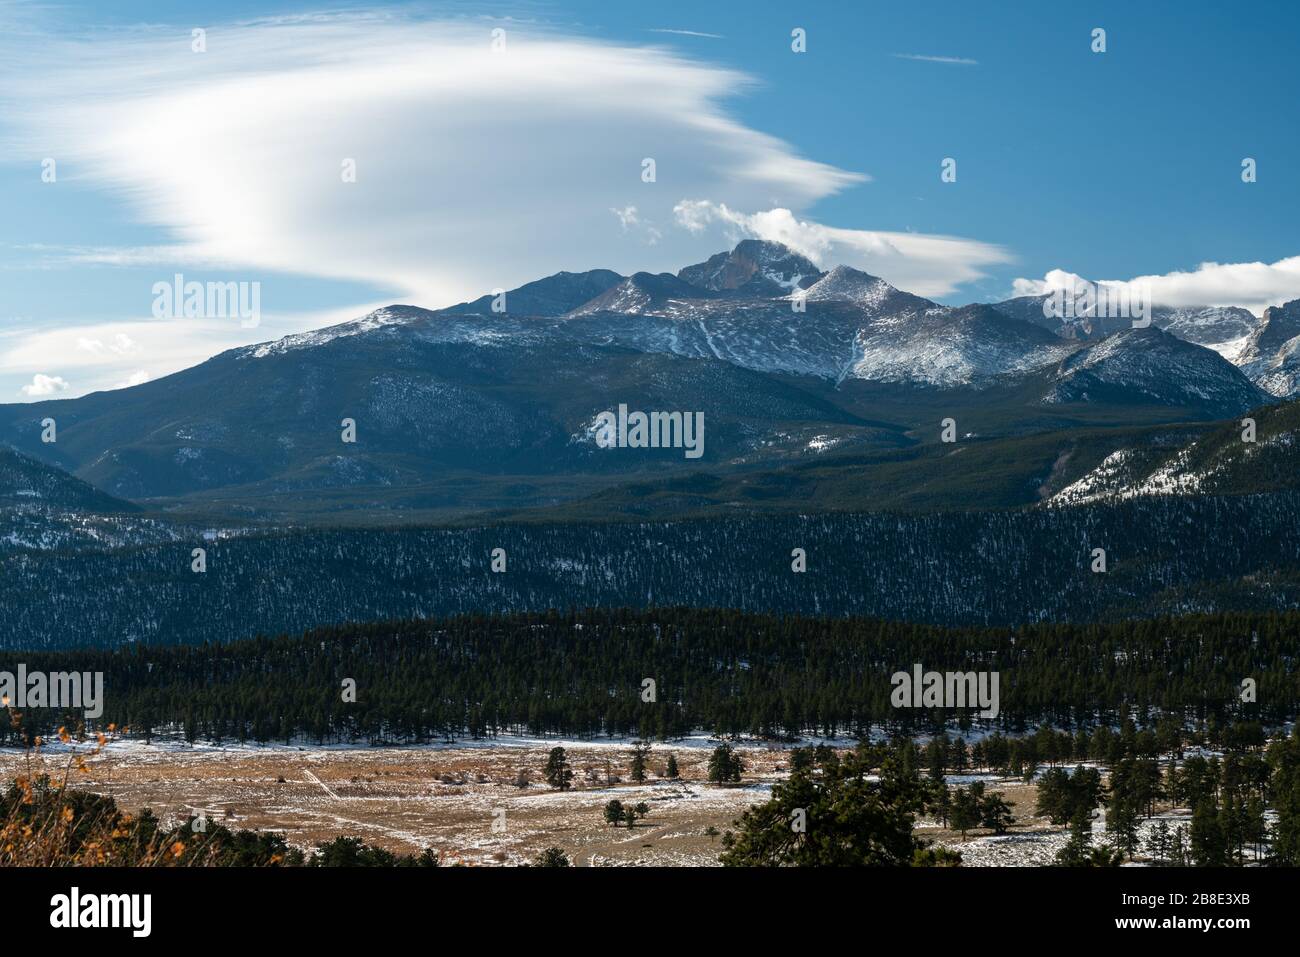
[5,492,1300,649]
[3,607,1297,746]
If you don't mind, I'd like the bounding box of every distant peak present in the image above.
[730,237,804,260]
[801,264,896,308]
[677,239,823,295]
[822,264,884,283]
[440,269,624,317]
[1263,298,1300,323]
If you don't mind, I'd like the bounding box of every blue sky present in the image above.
[1,0,1297,398]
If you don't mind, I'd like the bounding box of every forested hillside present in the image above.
[4,493,1300,648]
[4,607,1294,745]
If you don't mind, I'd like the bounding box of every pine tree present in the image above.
[1056,807,1094,866]
[1269,728,1300,864]
[532,847,570,867]
[1106,795,1140,860]
[665,753,679,779]
[979,792,1014,835]
[1190,798,1227,866]
[604,799,625,827]
[949,786,980,839]
[629,741,649,783]
[930,783,952,828]
[708,743,743,784]
[545,746,573,791]
[1036,767,1070,824]
[720,748,939,866]
[925,736,946,782]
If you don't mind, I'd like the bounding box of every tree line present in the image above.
[3,606,1299,746]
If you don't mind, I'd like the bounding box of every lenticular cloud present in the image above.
[0,15,866,305]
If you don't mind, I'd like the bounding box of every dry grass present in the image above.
[0,738,793,866]
[0,708,297,866]
[0,718,1057,867]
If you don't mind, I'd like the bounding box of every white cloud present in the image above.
[0,14,867,309]
[892,53,978,66]
[20,373,69,396]
[1013,256,1300,316]
[0,303,380,400]
[674,202,1012,297]
[77,333,138,356]
[648,29,725,40]
[113,370,150,389]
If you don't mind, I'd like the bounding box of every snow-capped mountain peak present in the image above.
[801,265,895,309]
[676,239,824,296]
[210,242,1295,405]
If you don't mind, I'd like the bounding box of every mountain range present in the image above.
[0,239,1297,521]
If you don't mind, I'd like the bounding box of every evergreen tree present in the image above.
[532,847,570,867]
[949,786,980,839]
[1190,798,1228,866]
[545,746,573,791]
[708,743,744,784]
[629,741,650,783]
[1036,767,1071,824]
[1105,794,1141,860]
[979,792,1014,835]
[1268,727,1300,863]
[1056,807,1095,867]
[604,799,625,827]
[720,749,947,866]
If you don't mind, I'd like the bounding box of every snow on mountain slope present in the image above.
[217,242,1283,404]
[1041,327,1269,413]
[848,304,1074,387]
[1050,446,1205,506]
[988,288,1300,398]
[566,271,709,317]
[570,284,1070,387]
[1237,299,1300,397]
[1049,399,1300,506]
[1158,305,1258,348]
[801,265,894,309]
[241,306,426,358]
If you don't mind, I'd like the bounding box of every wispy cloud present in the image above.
[77,333,138,356]
[648,29,725,40]
[892,53,978,65]
[0,13,857,308]
[8,243,244,269]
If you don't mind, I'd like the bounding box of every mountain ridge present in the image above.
[0,240,1288,517]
